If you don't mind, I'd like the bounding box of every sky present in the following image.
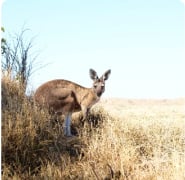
[1,0,185,98]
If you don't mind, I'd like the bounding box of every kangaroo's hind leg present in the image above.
[64,113,72,136]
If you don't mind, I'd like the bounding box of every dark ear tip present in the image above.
[89,68,94,72]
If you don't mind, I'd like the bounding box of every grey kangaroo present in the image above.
[34,69,111,136]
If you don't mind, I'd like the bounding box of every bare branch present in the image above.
[1,28,47,93]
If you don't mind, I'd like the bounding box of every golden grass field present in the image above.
[2,76,185,179]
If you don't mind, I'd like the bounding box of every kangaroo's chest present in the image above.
[81,93,100,109]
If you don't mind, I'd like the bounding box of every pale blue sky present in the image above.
[2,0,185,98]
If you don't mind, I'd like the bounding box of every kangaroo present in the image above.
[34,69,111,136]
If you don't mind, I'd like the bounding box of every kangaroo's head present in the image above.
[89,69,111,97]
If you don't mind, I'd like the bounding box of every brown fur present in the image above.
[34,80,98,115]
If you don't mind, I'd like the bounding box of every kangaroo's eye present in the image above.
[94,85,97,88]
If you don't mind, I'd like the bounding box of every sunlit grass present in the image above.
[2,76,185,179]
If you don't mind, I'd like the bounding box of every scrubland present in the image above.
[2,76,185,179]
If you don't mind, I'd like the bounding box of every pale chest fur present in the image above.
[80,90,100,109]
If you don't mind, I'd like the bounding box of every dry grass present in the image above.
[2,76,185,179]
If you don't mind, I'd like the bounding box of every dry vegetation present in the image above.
[2,76,185,180]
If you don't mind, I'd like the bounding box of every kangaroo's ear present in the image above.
[102,69,111,81]
[89,69,98,80]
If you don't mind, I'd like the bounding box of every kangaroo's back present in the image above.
[35,79,84,96]
[34,79,83,113]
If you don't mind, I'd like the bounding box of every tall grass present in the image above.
[2,76,185,179]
